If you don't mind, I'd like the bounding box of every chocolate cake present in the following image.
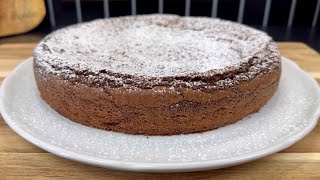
[33,15,281,135]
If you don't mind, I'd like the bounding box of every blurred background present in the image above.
[1,0,320,51]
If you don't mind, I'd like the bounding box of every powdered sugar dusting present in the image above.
[88,25,243,76]
[34,15,280,89]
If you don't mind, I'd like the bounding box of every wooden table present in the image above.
[0,42,320,179]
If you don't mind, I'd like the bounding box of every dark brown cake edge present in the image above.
[34,62,280,135]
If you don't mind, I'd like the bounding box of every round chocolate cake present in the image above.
[33,15,281,135]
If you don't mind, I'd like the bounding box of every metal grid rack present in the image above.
[45,0,320,29]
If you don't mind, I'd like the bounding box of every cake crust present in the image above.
[33,15,281,135]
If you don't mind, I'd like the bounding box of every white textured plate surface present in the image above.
[0,57,320,172]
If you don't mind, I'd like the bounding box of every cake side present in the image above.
[34,62,280,135]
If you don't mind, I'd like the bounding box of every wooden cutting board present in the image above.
[0,0,46,37]
[0,42,320,179]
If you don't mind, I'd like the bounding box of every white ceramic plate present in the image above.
[0,57,320,172]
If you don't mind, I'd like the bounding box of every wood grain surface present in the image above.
[0,42,319,179]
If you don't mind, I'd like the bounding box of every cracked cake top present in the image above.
[34,14,280,90]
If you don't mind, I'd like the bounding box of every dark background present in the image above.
[2,0,320,51]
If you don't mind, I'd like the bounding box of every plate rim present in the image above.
[1,57,320,172]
